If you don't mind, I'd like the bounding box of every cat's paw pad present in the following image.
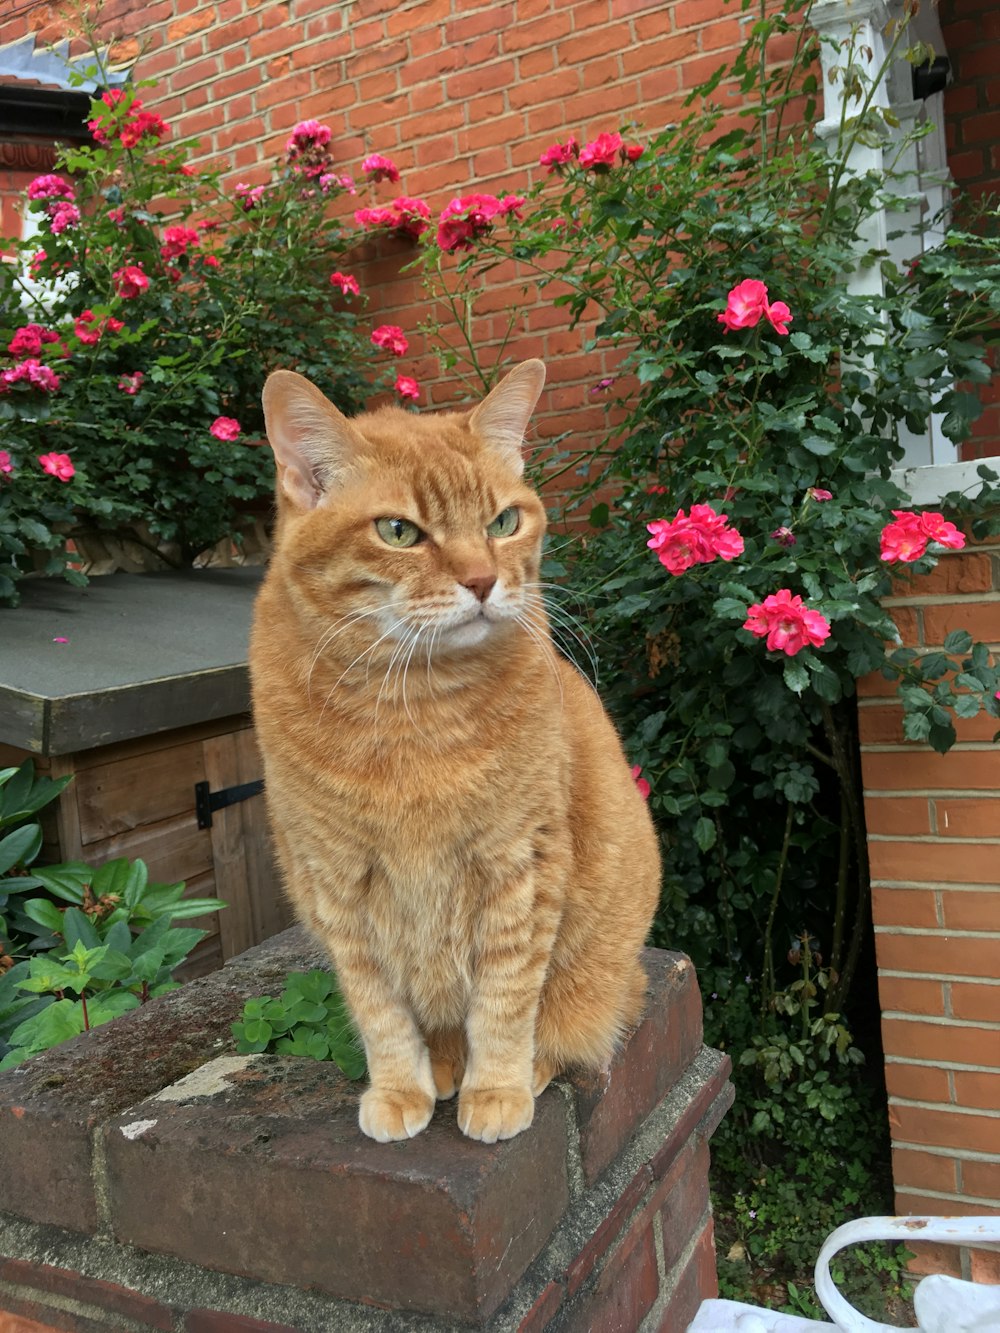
[430,1054,463,1101]
[359,1087,435,1142]
[458,1086,534,1143]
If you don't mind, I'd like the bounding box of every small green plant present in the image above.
[232,969,366,1080]
[0,759,224,1067]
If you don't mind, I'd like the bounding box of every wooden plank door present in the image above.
[201,729,291,959]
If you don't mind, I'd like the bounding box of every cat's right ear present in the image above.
[262,370,363,511]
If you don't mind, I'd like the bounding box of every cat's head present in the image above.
[261,361,548,654]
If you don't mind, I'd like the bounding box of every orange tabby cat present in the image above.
[249,360,660,1144]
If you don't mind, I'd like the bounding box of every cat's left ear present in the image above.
[262,369,364,511]
[468,359,546,477]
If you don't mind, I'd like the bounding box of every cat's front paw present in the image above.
[359,1087,435,1142]
[458,1086,534,1143]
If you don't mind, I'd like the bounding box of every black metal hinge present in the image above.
[195,779,265,829]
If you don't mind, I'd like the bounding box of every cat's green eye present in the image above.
[487,507,520,538]
[375,517,422,548]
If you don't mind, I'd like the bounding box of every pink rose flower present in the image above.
[771,526,796,547]
[75,310,125,345]
[590,376,616,394]
[579,131,623,170]
[0,450,13,475]
[27,174,75,201]
[286,119,332,154]
[539,137,579,172]
[354,196,430,240]
[646,503,745,575]
[766,300,792,335]
[623,143,644,162]
[371,324,409,357]
[362,153,400,183]
[48,201,81,234]
[718,279,793,336]
[209,416,241,441]
[807,487,833,502]
[743,589,831,656]
[107,207,127,225]
[436,193,521,252]
[1,360,61,393]
[160,225,199,259]
[879,510,966,563]
[630,764,651,800]
[38,452,75,481]
[395,374,420,401]
[119,110,168,148]
[319,172,355,194]
[234,182,267,210]
[718,279,769,330]
[118,371,145,395]
[8,325,44,357]
[113,265,150,299]
[329,271,361,296]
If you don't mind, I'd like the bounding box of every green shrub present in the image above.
[0,759,224,1068]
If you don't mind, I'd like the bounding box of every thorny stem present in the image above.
[761,802,795,1021]
[829,786,851,979]
[80,990,90,1031]
[821,701,871,1013]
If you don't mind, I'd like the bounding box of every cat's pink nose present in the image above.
[463,573,496,602]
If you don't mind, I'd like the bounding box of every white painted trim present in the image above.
[891,460,995,505]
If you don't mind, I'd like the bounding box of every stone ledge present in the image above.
[0,929,733,1329]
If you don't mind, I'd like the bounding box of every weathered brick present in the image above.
[563,1162,652,1298]
[655,1219,719,1330]
[0,928,324,1233]
[570,1222,661,1332]
[104,1055,569,1323]
[516,1279,564,1332]
[573,951,703,1183]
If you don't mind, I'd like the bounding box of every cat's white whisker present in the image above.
[319,620,404,723]
[306,603,385,703]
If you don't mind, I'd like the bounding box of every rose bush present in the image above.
[0,56,428,603]
[421,6,1000,1027]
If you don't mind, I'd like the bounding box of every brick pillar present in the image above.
[0,928,732,1331]
[858,538,1000,1283]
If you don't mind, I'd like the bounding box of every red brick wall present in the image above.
[1,0,750,461]
[858,540,1000,1281]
